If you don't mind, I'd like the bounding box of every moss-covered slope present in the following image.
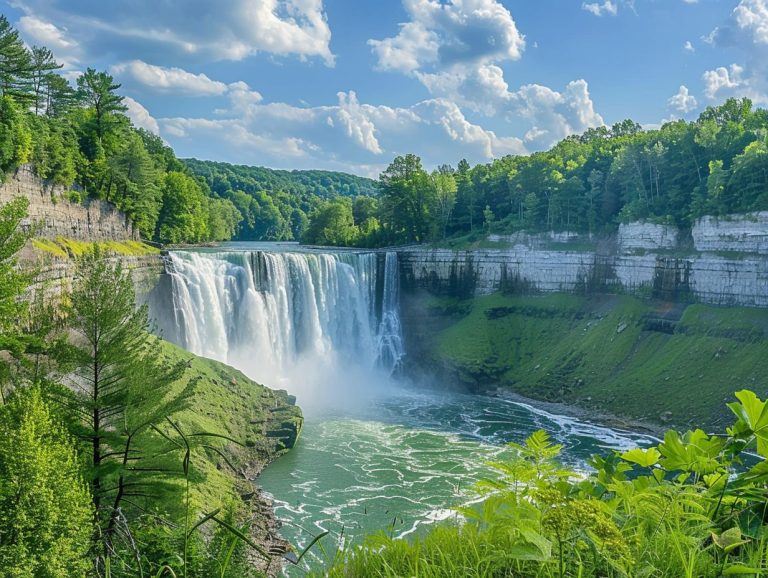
[405,292,768,430]
[156,340,303,572]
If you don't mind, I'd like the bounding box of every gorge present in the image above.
[147,245,661,573]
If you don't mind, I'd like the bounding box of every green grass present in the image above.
[31,237,160,259]
[427,292,768,429]
[154,340,302,514]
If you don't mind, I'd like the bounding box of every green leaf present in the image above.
[723,565,763,575]
[295,530,330,564]
[621,447,661,468]
[712,527,749,554]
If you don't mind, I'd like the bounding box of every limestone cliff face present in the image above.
[1,164,162,301]
[0,165,137,241]
[398,213,768,307]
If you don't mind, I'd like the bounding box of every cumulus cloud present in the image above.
[17,15,80,68]
[582,2,618,17]
[155,85,535,175]
[510,80,604,149]
[702,63,755,100]
[11,0,334,66]
[111,60,228,96]
[684,40,695,52]
[337,91,383,154]
[733,0,768,45]
[369,0,525,74]
[668,85,698,114]
[123,96,160,134]
[702,0,768,104]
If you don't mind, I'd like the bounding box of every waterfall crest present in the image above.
[153,248,404,393]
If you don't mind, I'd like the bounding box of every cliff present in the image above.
[0,164,138,241]
[399,213,768,308]
[396,214,768,430]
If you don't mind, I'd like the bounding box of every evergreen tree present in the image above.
[76,69,128,141]
[29,46,62,115]
[0,16,34,106]
[0,387,94,577]
[64,247,190,562]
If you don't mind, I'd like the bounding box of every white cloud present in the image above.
[366,0,602,150]
[155,86,536,175]
[733,0,768,44]
[17,15,77,51]
[111,60,228,96]
[11,0,334,66]
[582,1,618,17]
[337,91,383,154]
[668,85,698,113]
[510,80,604,148]
[16,15,80,69]
[368,0,525,73]
[123,96,160,134]
[702,63,756,100]
[684,40,695,52]
[701,0,768,104]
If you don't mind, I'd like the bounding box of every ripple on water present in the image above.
[258,389,654,575]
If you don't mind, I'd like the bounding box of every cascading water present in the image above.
[150,244,655,575]
[153,248,404,399]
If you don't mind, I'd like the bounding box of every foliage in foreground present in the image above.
[326,391,768,577]
[0,197,289,577]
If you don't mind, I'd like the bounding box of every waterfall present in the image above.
[152,248,404,394]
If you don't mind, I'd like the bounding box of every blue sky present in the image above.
[2,0,766,176]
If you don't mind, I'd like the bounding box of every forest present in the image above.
[0,15,375,246]
[3,8,766,250]
[183,159,377,241]
[302,100,768,247]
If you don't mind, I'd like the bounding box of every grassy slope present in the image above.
[423,292,768,429]
[156,339,303,514]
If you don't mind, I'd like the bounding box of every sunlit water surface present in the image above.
[259,388,654,574]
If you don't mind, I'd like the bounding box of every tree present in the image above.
[157,171,208,243]
[379,154,433,243]
[0,387,93,577]
[0,197,33,396]
[42,74,76,118]
[430,165,457,240]
[64,247,189,561]
[76,69,128,141]
[0,95,32,174]
[108,133,161,236]
[0,16,33,105]
[302,198,359,246]
[29,46,62,115]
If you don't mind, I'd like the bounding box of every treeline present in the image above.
[303,98,768,247]
[0,15,241,245]
[184,159,377,241]
[0,198,267,576]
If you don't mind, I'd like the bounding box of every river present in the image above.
[150,244,654,575]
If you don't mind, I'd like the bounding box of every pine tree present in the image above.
[64,246,190,562]
[0,16,34,106]
[76,69,128,141]
[0,386,94,577]
[29,46,62,115]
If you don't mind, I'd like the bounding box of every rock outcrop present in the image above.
[0,165,137,241]
[399,213,768,308]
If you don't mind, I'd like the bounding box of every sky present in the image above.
[2,0,766,177]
